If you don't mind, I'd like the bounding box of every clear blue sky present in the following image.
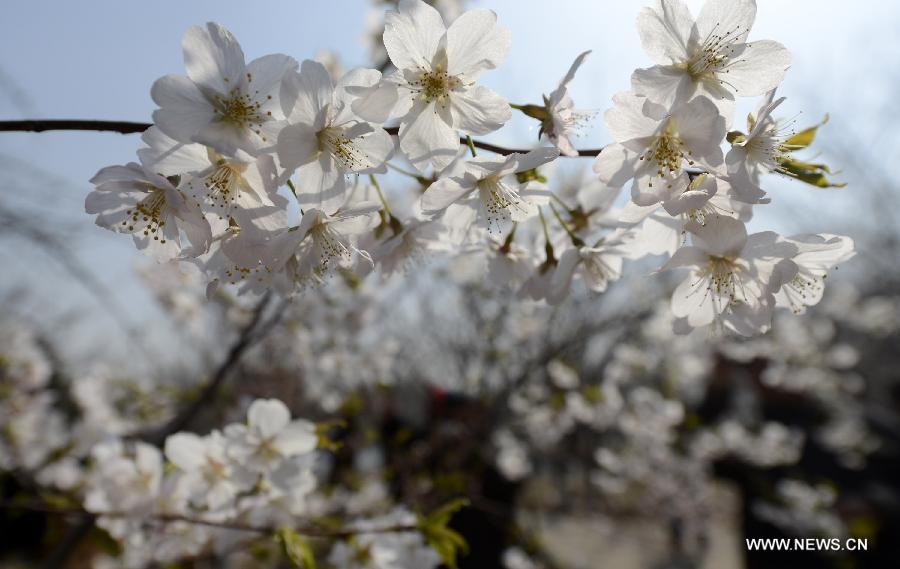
[1,1,897,367]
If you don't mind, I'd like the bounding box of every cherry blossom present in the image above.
[352,0,511,172]
[278,60,395,213]
[151,22,297,156]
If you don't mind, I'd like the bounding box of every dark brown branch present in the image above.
[0,501,418,539]
[0,119,151,134]
[137,292,275,446]
[0,120,604,157]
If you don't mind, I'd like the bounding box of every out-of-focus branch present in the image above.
[0,119,149,134]
[0,207,153,363]
[0,119,605,157]
[0,501,417,539]
[138,292,276,446]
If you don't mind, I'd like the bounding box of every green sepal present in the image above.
[726,130,747,145]
[275,528,316,569]
[416,498,470,569]
[782,114,829,151]
[776,156,846,188]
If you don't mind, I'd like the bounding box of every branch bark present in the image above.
[0,119,604,157]
[1,501,418,539]
[137,292,275,446]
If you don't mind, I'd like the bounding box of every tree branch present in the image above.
[0,501,418,539]
[0,119,150,134]
[137,292,275,446]
[0,119,604,157]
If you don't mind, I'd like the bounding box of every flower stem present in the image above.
[369,174,392,217]
[549,202,584,248]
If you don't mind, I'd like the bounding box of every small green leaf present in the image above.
[726,130,747,145]
[315,420,347,452]
[776,157,846,189]
[512,103,551,122]
[417,499,470,569]
[275,528,316,569]
[515,168,547,184]
[782,114,829,151]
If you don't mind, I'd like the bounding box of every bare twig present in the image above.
[137,292,275,445]
[0,501,417,539]
[0,119,605,157]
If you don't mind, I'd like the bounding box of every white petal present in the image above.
[636,0,695,65]
[688,215,747,257]
[632,165,687,206]
[694,0,756,47]
[421,177,472,213]
[399,101,460,172]
[549,248,581,303]
[333,67,383,125]
[294,153,346,215]
[164,433,206,471]
[557,50,591,90]
[183,22,246,93]
[659,246,708,271]
[514,147,561,172]
[274,421,318,456]
[722,41,792,97]
[384,0,446,71]
[246,53,298,118]
[630,65,692,109]
[277,122,320,170]
[671,273,717,326]
[671,96,726,165]
[282,60,333,126]
[138,126,210,176]
[330,203,382,235]
[346,128,395,173]
[449,86,510,136]
[593,143,638,188]
[151,75,215,144]
[247,399,290,438]
[604,91,660,145]
[350,74,409,124]
[445,9,511,79]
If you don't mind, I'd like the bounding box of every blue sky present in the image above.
[1,1,897,367]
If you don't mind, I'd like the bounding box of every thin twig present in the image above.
[137,292,275,445]
[0,501,418,539]
[0,120,605,157]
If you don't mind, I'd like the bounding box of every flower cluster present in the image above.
[81,399,317,566]
[85,0,853,337]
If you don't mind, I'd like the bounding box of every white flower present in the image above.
[631,0,791,118]
[541,50,596,157]
[724,89,788,202]
[661,215,797,332]
[86,162,212,260]
[371,217,450,277]
[617,175,753,258]
[164,431,256,511]
[228,203,381,291]
[453,235,537,288]
[225,399,317,472]
[352,0,512,172]
[549,231,633,302]
[420,148,559,234]
[151,22,297,156]
[593,92,725,206]
[327,508,441,569]
[770,234,855,315]
[138,126,286,225]
[195,221,287,297]
[84,441,163,516]
[277,60,395,213]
